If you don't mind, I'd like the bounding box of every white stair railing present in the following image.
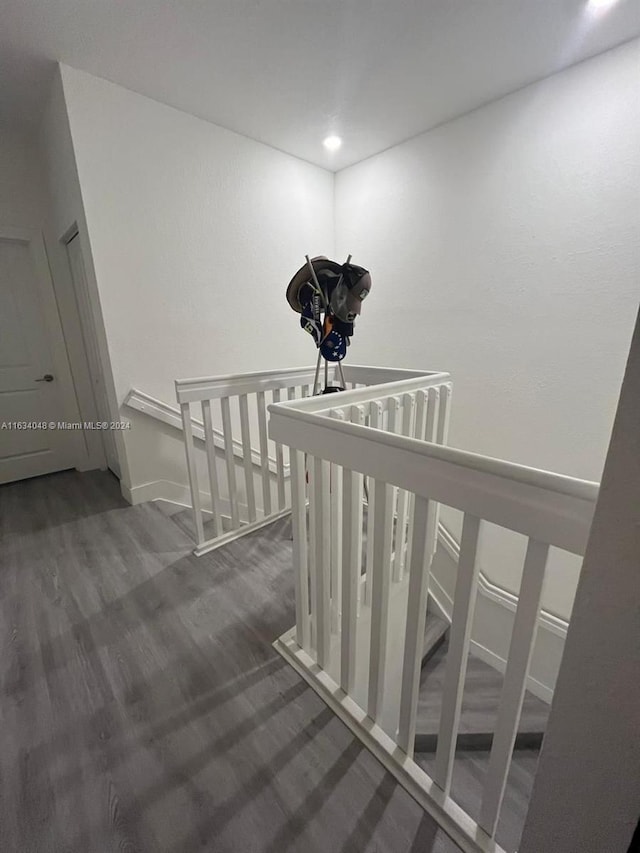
[269,386,598,853]
[175,366,313,554]
[175,364,449,556]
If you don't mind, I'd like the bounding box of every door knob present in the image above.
[35,374,54,382]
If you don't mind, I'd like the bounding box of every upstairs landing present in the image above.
[1,469,544,853]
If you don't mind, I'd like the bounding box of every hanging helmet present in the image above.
[286,256,343,314]
[329,263,371,322]
[286,256,371,361]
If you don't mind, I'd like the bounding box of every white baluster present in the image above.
[436,383,453,446]
[340,405,366,693]
[290,449,310,651]
[201,399,223,537]
[220,396,240,529]
[238,394,256,523]
[313,456,331,667]
[393,393,415,582]
[180,402,205,546]
[350,404,367,616]
[425,386,440,444]
[330,410,344,633]
[272,388,286,510]
[364,400,383,605]
[256,390,272,518]
[479,538,550,837]
[405,389,428,571]
[424,386,442,560]
[308,456,317,653]
[434,513,483,793]
[367,477,394,721]
[414,388,429,442]
[386,397,401,584]
[398,496,435,755]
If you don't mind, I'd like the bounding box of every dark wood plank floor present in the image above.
[0,470,463,853]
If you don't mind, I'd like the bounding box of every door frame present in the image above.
[59,222,122,478]
[61,226,109,472]
[0,224,86,469]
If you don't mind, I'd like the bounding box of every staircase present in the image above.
[169,363,598,853]
[416,629,547,755]
[157,501,542,853]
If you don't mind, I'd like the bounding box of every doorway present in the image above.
[0,227,77,483]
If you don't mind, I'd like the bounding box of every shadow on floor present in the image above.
[1,470,458,853]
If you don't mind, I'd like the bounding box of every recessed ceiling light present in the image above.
[323,135,342,152]
[587,0,619,12]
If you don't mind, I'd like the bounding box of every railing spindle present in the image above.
[436,383,453,445]
[386,397,401,584]
[434,513,483,794]
[350,404,366,616]
[201,399,223,537]
[256,390,272,518]
[330,410,344,633]
[415,388,428,439]
[340,404,366,693]
[425,385,440,443]
[220,396,240,529]
[398,496,435,754]
[290,449,310,651]
[238,394,256,523]
[405,389,428,570]
[180,402,205,546]
[367,477,394,721]
[393,393,416,582]
[307,456,317,652]
[272,388,286,510]
[424,386,442,560]
[479,538,550,837]
[313,456,331,667]
[364,401,383,605]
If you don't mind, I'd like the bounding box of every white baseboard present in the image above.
[469,640,554,705]
[121,478,250,522]
[124,478,200,507]
[152,497,212,518]
[428,570,454,615]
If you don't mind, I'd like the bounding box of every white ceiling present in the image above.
[1,0,639,170]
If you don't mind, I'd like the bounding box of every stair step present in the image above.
[422,613,449,667]
[414,730,544,753]
[165,507,234,540]
[414,642,549,753]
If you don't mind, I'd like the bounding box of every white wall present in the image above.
[0,126,45,228]
[520,307,640,853]
[36,46,637,628]
[336,40,640,619]
[54,65,335,494]
[38,68,130,481]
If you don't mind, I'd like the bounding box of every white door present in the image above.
[0,230,75,483]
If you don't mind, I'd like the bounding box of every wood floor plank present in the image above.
[0,470,461,853]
